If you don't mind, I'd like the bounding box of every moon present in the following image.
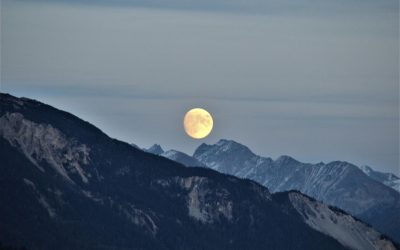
[183,108,213,139]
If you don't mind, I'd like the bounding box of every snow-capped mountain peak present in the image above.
[275,155,299,166]
[360,165,400,193]
[146,144,164,155]
[360,165,374,175]
[193,139,257,173]
[215,139,254,154]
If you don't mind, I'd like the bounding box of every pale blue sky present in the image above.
[1,0,399,174]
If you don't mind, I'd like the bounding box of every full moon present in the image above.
[183,108,213,139]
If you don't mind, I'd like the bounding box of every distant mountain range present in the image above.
[1,93,397,250]
[146,144,205,167]
[360,165,400,193]
[146,140,400,243]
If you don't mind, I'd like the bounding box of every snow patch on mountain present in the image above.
[275,155,299,165]
[162,150,181,159]
[194,140,261,174]
[360,165,400,193]
[289,192,396,250]
[1,113,91,184]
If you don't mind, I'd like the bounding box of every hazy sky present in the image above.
[1,0,399,174]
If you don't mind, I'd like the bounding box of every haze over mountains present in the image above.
[146,140,400,243]
[1,93,398,250]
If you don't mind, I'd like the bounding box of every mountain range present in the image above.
[146,140,400,244]
[360,165,400,193]
[146,144,205,167]
[1,93,398,249]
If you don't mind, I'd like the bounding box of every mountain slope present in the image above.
[145,144,204,167]
[360,165,400,193]
[193,139,400,243]
[161,150,205,167]
[146,144,164,155]
[0,93,377,250]
[146,145,204,167]
[274,191,396,250]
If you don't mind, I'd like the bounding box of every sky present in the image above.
[1,0,399,174]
